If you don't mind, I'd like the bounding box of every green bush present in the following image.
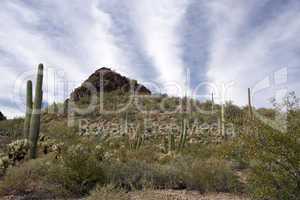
[190,158,241,192]
[102,155,242,193]
[42,120,77,141]
[237,122,300,200]
[0,118,23,139]
[104,160,159,190]
[171,156,242,193]
[47,143,105,195]
[0,157,67,198]
[223,92,300,200]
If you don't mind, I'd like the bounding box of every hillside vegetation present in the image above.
[0,67,299,200]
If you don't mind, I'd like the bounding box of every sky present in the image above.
[0,0,300,118]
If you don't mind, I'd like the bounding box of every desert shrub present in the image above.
[190,159,241,192]
[121,145,161,164]
[154,163,185,189]
[257,108,276,119]
[0,157,67,198]
[182,143,219,160]
[47,142,105,195]
[42,120,77,141]
[229,93,300,199]
[103,155,242,193]
[103,158,183,190]
[0,140,106,198]
[170,156,242,193]
[216,139,249,170]
[104,160,159,190]
[0,118,23,139]
[235,121,300,200]
[225,102,244,122]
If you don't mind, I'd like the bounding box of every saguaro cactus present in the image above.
[63,99,69,116]
[29,64,44,159]
[248,88,253,119]
[211,92,214,113]
[23,80,33,138]
[67,96,76,127]
[168,132,175,153]
[220,102,226,140]
[53,102,58,114]
[178,119,187,152]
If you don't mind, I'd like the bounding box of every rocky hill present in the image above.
[0,112,6,121]
[70,67,151,102]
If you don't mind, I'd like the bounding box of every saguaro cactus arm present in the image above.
[29,64,44,159]
[23,80,33,138]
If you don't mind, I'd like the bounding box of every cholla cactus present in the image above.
[39,136,56,155]
[8,139,30,162]
[51,142,64,159]
[103,152,114,160]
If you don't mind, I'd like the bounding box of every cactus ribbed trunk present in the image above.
[29,64,44,159]
[67,97,76,127]
[63,99,69,116]
[221,102,226,140]
[178,119,187,152]
[53,102,58,114]
[168,133,175,153]
[211,92,214,113]
[23,80,33,138]
[248,88,253,119]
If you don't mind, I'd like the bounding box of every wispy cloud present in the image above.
[0,0,300,118]
[130,0,191,96]
[204,0,300,106]
[0,0,135,117]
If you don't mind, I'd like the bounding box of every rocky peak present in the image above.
[71,67,151,102]
[0,111,6,121]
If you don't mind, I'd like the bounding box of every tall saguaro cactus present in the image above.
[29,64,44,159]
[248,88,253,119]
[211,92,214,113]
[221,102,226,140]
[178,119,188,152]
[23,80,33,138]
[168,132,175,153]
